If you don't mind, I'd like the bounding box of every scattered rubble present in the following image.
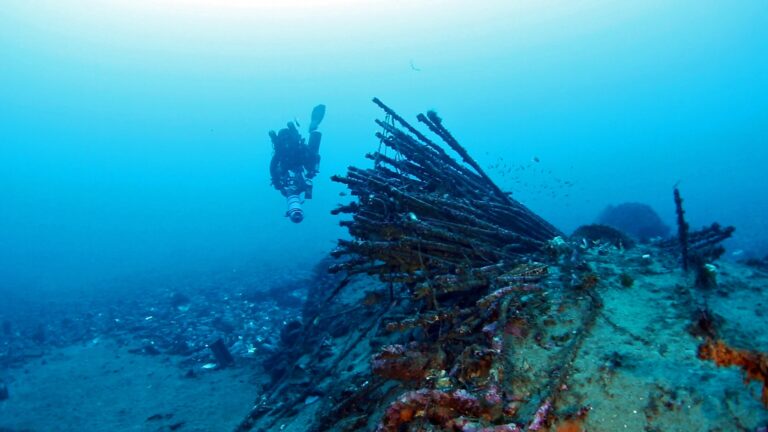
[0,265,311,372]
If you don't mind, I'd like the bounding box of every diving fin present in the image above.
[309,104,326,132]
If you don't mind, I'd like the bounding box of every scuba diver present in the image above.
[269,104,326,223]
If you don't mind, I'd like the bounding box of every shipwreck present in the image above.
[235,99,765,432]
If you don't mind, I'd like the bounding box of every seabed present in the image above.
[2,101,767,432]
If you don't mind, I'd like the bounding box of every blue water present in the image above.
[1,1,767,302]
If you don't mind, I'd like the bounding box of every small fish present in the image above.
[532,156,540,163]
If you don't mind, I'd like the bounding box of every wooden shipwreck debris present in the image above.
[322,99,595,431]
[330,98,561,296]
[233,99,767,432]
[236,99,597,432]
[662,187,734,271]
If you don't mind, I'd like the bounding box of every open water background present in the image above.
[1,1,766,305]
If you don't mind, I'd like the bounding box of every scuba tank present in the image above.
[307,104,325,177]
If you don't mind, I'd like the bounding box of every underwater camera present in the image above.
[286,194,304,223]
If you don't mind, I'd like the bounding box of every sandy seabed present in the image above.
[2,254,768,431]
[0,341,258,432]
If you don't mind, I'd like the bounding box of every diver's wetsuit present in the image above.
[268,105,324,222]
[269,122,320,197]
